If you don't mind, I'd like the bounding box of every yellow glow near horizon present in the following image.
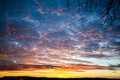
[0,69,120,79]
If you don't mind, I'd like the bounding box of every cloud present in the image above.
[0,63,112,71]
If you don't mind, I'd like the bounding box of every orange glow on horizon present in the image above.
[0,69,120,79]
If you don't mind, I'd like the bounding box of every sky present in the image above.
[0,0,120,78]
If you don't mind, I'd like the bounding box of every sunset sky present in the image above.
[0,0,120,78]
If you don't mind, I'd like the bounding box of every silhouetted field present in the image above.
[0,77,120,80]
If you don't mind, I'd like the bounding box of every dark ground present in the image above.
[0,77,120,80]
